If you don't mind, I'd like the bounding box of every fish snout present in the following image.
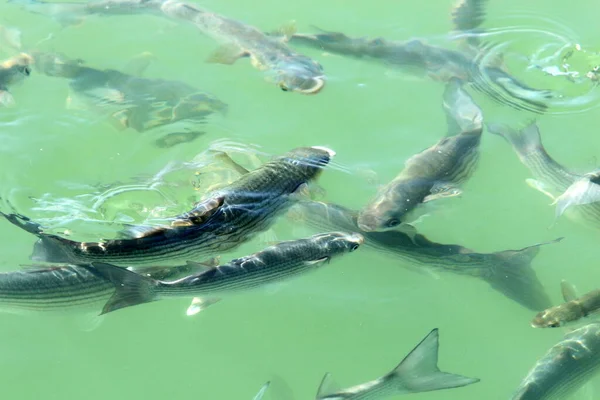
[294,76,326,95]
[356,212,379,232]
[531,311,561,328]
[348,232,365,248]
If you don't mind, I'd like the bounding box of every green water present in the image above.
[1,0,600,399]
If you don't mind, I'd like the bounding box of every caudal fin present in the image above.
[389,329,479,393]
[87,262,158,315]
[487,121,544,157]
[481,238,561,311]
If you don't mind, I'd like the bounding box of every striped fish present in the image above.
[512,323,600,400]
[1,146,335,266]
[290,200,555,311]
[357,79,482,232]
[315,329,479,399]
[488,122,600,226]
[84,232,364,314]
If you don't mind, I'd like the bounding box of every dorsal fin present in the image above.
[561,280,579,302]
[316,373,340,398]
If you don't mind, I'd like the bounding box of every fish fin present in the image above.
[289,183,312,201]
[525,179,557,201]
[117,223,170,239]
[87,262,158,315]
[0,25,22,50]
[206,44,249,65]
[561,280,579,302]
[487,121,544,157]
[174,196,225,226]
[553,177,600,219]
[258,228,279,247]
[315,373,341,398]
[451,0,488,34]
[213,151,251,175]
[443,78,483,136]
[109,109,130,131]
[253,382,270,400]
[480,238,563,311]
[0,90,15,107]
[187,257,221,269]
[154,131,204,148]
[76,312,105,332]
[423,185,462,202]
[304,256,330,266]
[389,329,479,392]
[396,223,418,244]
[274,20,297,41]
[186,297,221,316]
[122,51,156,76]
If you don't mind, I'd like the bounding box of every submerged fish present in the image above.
[0,261,208,314]
[31,51,226,146]
[532,280,600,328]
[10,0,326,94]
[85,231,363,314]
[512,322,600,400]
[0,53,32,106]
[1,146,335,266]
[288,0,552,112]
[315,328,479,399]
[488,122,600,227]
[357,78,482,232]
[289,200,555,311]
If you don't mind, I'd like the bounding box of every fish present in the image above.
[488,122,600,227]
[10,0,326,94]
[31,51,226,146]
[1,146,335,266]
[356,79,482,233]
[0,53,32,106]
[315,328,479,399]
[84,231,364,314]
[512,322,600,400]
[288,200,556,311]
[532,281,600,328]
[0,261,208,314]
[288,0,553,113]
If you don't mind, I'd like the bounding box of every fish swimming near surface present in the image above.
[356,78,482,233]
[288,0,553,113]
[1,146,335,266]
[289,200,556,311]
[532,280,600,328]
[84,231,364,315]
[315,328,479,399]
[9,0,326,94]
[512,322,600,400]
[488,122,600,228]
[0,260,212,314]
[30,51,227,147]
[0,53,32,106]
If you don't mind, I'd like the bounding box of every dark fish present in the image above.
[315,329,479,399]
[289,200,556,311]
[357,79,482,232]
[0,53,32,106]
[86,232,364,314]
[532,280,600,328]
[1,146,335,266]
[10,0,326,94]
[488,122,600,227]
[512,323,600,399]
[31,51,226,142]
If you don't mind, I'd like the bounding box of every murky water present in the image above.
[1,0,600,399]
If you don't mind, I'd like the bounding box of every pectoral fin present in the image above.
[561,280,579,302]
[525,179,557,200]
[0,90,15,107]
[186,297,222,316]
[206,44,249,65]
[423,184,462,202]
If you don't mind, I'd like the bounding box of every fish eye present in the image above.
[280,85,289,92]
[22,66,31,76]
[386,218,400,228]
[350,243,359,252]
[547,321,560,328]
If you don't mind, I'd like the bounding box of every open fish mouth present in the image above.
[293,76,326,94]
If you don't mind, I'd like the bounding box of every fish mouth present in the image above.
[294,76,326,95]
[349,233,365,245]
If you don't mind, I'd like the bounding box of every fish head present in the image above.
[0,53,32,85]
[271,55,325,94]
[309,231,364,262]
[531,305,575,328]
[357,184,421,232]
[280,146,336,179]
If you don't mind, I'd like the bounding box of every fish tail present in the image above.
[480,238,562,311]
[487,121,543,157]
[87,262,158,314]
[0,211,44,235]
[389,329,479,393]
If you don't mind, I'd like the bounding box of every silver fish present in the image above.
[1,146,335,266]
[532,281,600,328]
[0,261,208,314]
[0,53,32,106]
[289,200,555,311]
[85,232,364,315]
[488,122,600,227]
[10,0,326,94]
[357,79,482,232]
[512,323,600,400]
[315,329,479,399]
